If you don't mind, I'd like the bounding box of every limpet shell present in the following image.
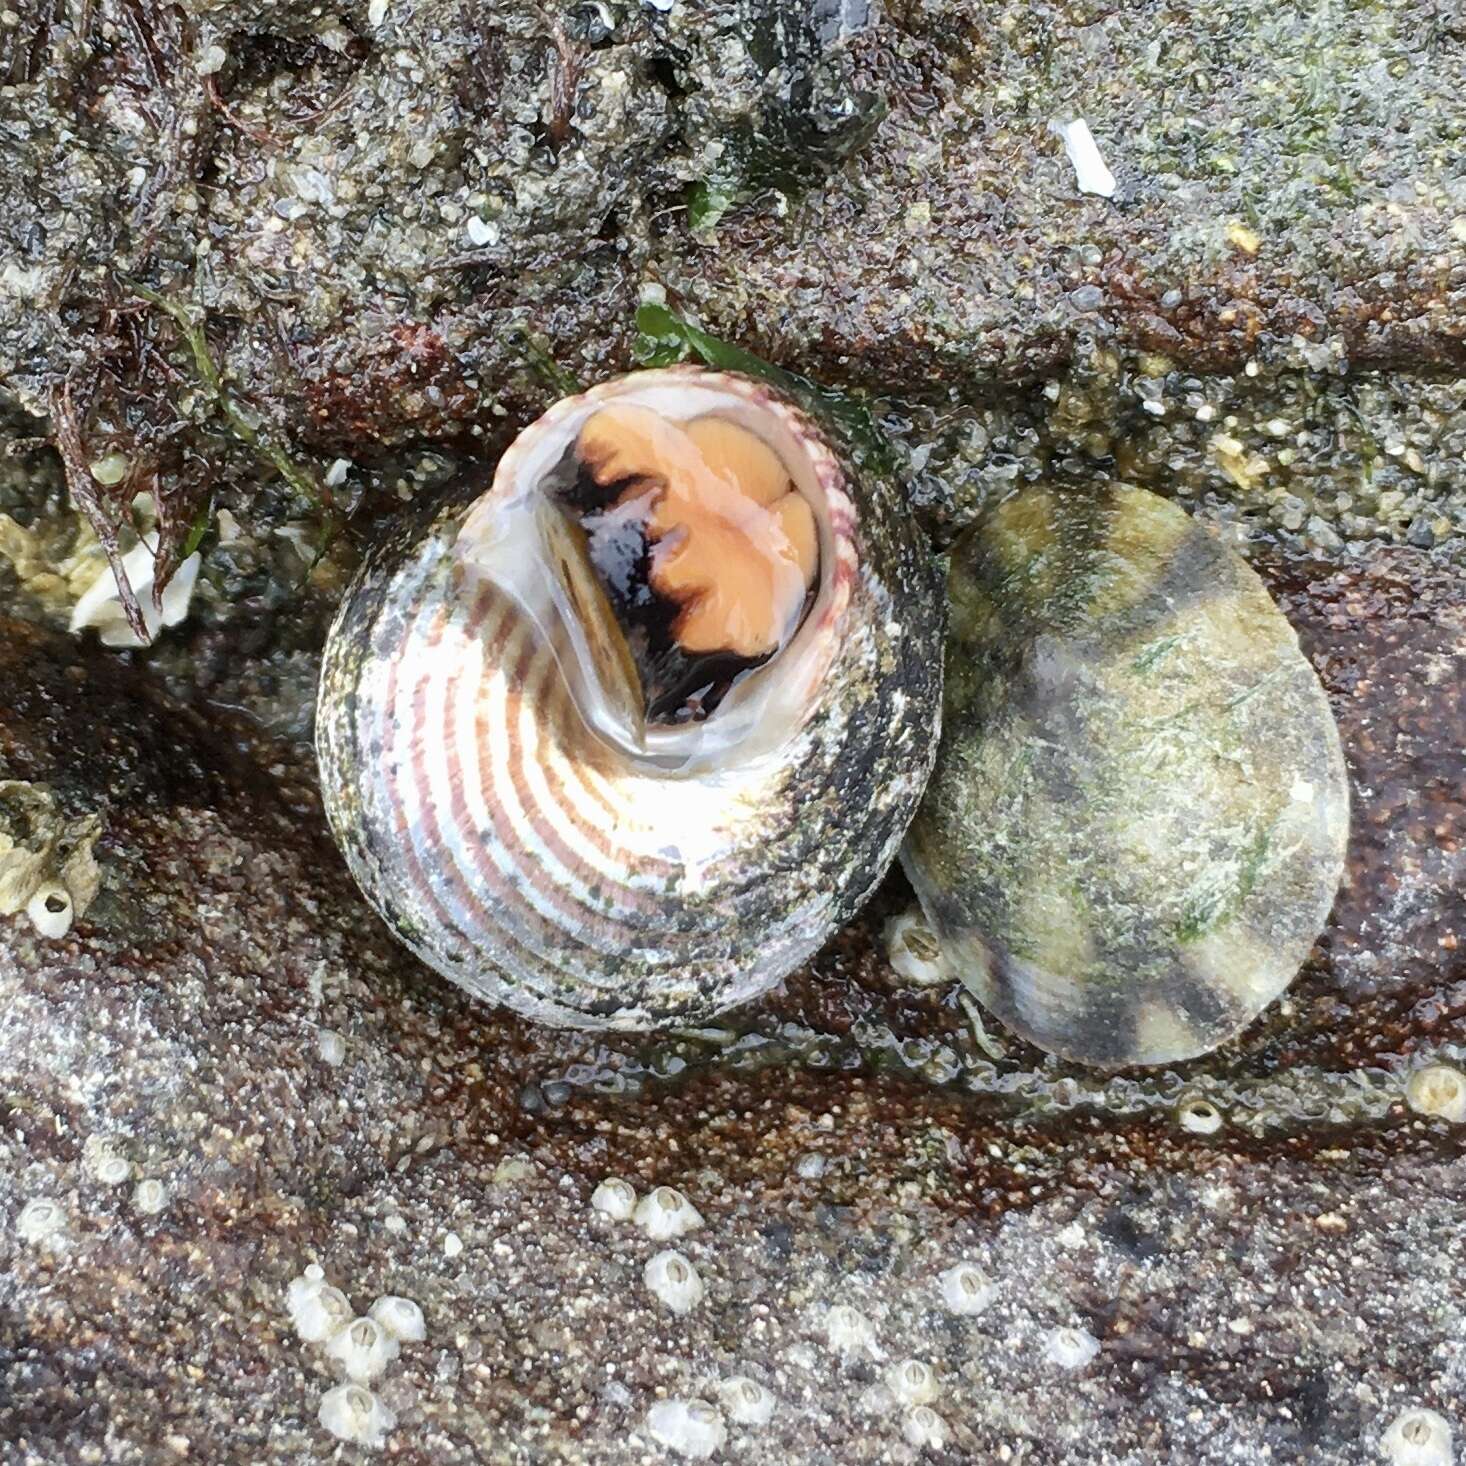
[903,483,1349,1067]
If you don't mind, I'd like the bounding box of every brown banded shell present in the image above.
[316,368,943,1029]
[902,483,1350,1067]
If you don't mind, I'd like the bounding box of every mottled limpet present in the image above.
[903,483,1349,1067]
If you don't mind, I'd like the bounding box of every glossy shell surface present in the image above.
[317,368,943,1029]
[903,483,1350,1067]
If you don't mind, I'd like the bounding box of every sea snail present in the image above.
[902,483,1350,1068]
[317,367,943,1028]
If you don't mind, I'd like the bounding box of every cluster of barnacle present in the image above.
[284,1263,426,1450]
[585,1175,1097,1459]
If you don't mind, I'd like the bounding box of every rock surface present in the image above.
[0,0,1464,1461]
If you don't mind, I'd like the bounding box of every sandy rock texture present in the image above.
[0,0,1463,1462]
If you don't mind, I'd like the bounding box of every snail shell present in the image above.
[902,483,1350,1067]
[317,368,942,1029]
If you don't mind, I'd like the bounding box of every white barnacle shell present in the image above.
[1380,1407,1453,1466]
[590,1176,638,1221]
[886,1359,939,1406]
[291,1283,353,1343]
[15,1196,68,1250]
[884,909,948,986]
[645,1398,727,1459]
[937,1262,994,1317]
[903,1405,948,1449]
[1404,1064,1466,1123]
[644,1249,704,1314]
[718,1375,775,1426]
[903,483,1350,1068]
[326,1315,400,1381]
[316,368,943,1030]
[824,1303,879,1358]
[1045,1324,1101,1370]
[369,1294,426,1343]
[634,1185,703,1240]
[318,1383,396,1448]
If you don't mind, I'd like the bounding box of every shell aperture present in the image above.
[316,368,944,1030]
[902,483,1350,1068]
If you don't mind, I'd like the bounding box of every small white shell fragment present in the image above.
[887,1359,939,1406]
[89,451,130,485]
[885,910,948,986]
[25,882,73,939]
[903,1405,948,1449]
[1050,117,1117,199]
[317,1028,346,1066]
[1404,1064,1466,1123]
[465,215,499,248]
[16,1196,67,1248]
[937,1263,995,1316]
[1380,1407,1453,1466]
[443,1231,463,1258]
[718,1375,775,1426]
[633,1185,703,1240]
[366,0,388,28]
[644,1249,705,1315]
[195,43,227,76]
[69,540,202,648]
[591,1176,637,1221]
[324,457,352,489]
[369,1294,426,1343]
[1045,1325,1101,1370]
[291,1283,352,1343]
[645,1398,726,1459]
[132,1179,168,1215]
[1177,1095,1224,1135]
[824,1303,878,1357]
[318,1382,396,1449]
[326,1315,400,1382]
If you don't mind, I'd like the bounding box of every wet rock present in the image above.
[0,532,1462,1463]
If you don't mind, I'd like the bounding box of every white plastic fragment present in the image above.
[1050,117,1117,198]
[591,1177,637,1221]
[1045,1325,1101,1370]
[318,1383,396,1449]
[644,1249,705,1315]
[937,1263,995,1317]
[326,1315,400,1382]
[633,1185,703,1240]
[69,538,201,648]
[718,1375,775,1427]
[369,1294,426,1343]
[1405,1065,1466,1123]
[645,1399,726,1459]
[1380,1408,1453,1466]
[25,882,73,939]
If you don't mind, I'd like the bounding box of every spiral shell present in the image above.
[902,483,1350,1067]
[317,368,942,1029]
